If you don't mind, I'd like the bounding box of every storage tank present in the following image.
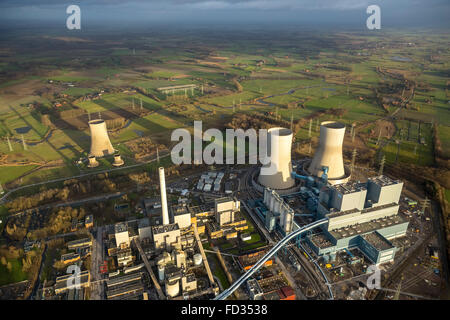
[258,127,295,190]
[157,264,165,282]
[165,279,180,298]
[88,119,115,157]
[308,121,350,184]
[193,253,203,266]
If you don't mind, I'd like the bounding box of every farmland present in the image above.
[0,28,448,192]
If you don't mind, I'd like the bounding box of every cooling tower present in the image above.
[258,127,295,190]
[112,153,124,167]
[88,119,115,157]
[308,121,350,184]
[159,167,169,225]
[87,155,99,168]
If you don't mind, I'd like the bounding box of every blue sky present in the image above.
[0,0,448,28]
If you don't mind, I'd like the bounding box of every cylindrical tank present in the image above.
[157,264,165,282]
[88,119,115,157]
[258,127,295,190]
[193,253,203,266]
[308,121,346,180]
[159,167,169,225]
[165,280,180,298]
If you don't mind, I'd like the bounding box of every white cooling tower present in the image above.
[308,121,350,184]
[159,167,169,225]
[88,119,115,157]
[112,153,124,167]
[258,127,295,190]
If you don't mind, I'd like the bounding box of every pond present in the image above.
[391,56,412,62]
[14,127,31,134]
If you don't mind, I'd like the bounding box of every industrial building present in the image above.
[114,222,130,249]
[248,122,408,267]
[303,175,406,265]
[106,272,144,300]
[54,270,90,294]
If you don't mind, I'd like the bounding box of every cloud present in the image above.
[0,0,443,11]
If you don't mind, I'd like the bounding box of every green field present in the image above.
[0,258,28,286]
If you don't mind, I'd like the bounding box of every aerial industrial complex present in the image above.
[1,119,443,301]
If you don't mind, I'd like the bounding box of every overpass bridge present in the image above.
[214,218,328,300]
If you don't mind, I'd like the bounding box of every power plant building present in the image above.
[305,175,407,265]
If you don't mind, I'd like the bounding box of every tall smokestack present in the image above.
[308,121,350,184]
[159,167,169,225]
[88,119,114,157]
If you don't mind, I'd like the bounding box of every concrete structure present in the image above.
[181,274,197,293]
[258,128,295,190]
[308,121,350,184]
[117,248,133,267]
[84,215,93,228]
[171,204,191,229]
[115,222,130,249]
[112,153,124,167]
[247,278,264,300]
[138,218,152,240]
[165,279,180,298]
[55,271,90,294]
[159,167,170,225]
[88,119,114,157]
[173,250,186,269]
[214,197,240,226]
[87,155,99,168]
[152,223,181,251]
[307,175,408,265]
[193,253,203,266]
[263,188,294,234]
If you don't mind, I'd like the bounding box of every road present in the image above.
[90,226,104,300]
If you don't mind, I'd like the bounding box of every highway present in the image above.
[214,218,328,300]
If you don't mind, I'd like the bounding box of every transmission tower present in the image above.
[376,129,382,146]
[290,112,294,131]
[156,147,160,163]
[308,118,312,137]
[379,155,386,176]
[351,148,357,175]
[132,98,135,110]
[6,135,13,152]
[395,140,400,163]
[308,142,312,154]
[420,197,430,216]
[351,126,356,142]
[140,98,143,110]
[21,134,27,151]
